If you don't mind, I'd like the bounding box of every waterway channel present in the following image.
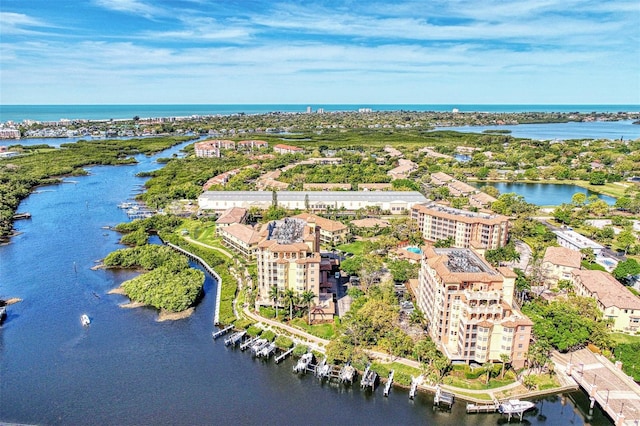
[0,140,613,425]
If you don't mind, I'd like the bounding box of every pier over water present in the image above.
[559,348,640,424]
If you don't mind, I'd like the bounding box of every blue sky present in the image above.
[1,0,639,104]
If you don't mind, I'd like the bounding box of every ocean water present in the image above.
[1,104,638,123]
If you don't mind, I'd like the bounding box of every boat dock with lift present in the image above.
[383,370,394,397]
[211,325,233,339]
[433,385,455,408]
[409,376,419,400]
[240,337,258,351]
[360,364,378,391]
[274,347,294,364]
[338,363,356,384]
[293,353,313,373]
[257,342,277,358]
[224,330,246,346]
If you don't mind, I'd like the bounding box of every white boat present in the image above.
[81,314,91,327]
[498,399,535,415]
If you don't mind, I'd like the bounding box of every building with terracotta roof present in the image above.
[571,269,640,332]
[218,223,262,258]
[447,179,477,196]
[417,247,532,368]
[215,207,247,230]
[291,213,349,245]
[411,202,509,250]
[194,139,236,157]
[430,172,455,186]
[237,140,268,150]
[256,218,322,308]
[273,144,304,154]
[194,141,220,158]
[469,192,497,209]
[541,246,582,286]
[387,159,418,180]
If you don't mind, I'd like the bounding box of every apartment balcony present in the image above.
[463,290,501,302]
[464,304,503,315]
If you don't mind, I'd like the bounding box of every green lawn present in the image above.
[290,318,336,339]
[611,333,640,345]
[444,369,518,391]
[177,219,222,246]
[337,241,365,255]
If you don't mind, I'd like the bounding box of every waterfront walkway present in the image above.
[554,348,640,425]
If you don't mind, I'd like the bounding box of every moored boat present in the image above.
[498,399,535,415]
[81,314,91,327]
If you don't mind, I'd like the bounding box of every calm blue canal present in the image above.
[0,140,613,425]
[474,182,617,206]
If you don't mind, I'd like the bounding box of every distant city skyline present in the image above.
[1,0,639,105]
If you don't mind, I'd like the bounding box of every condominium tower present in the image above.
[417,247,532,368]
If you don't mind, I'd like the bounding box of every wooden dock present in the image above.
[275,347,294,364]
[211,325,233,339]
[466,401,499,413]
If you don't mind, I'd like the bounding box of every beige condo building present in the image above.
[256,218,322,307]
[417,247,532,368]
[411,202,509,250]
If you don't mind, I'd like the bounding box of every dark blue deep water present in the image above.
[0,141,613,425]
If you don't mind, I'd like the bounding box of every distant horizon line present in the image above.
[4,103,639,106]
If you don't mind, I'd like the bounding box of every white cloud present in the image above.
[93,0,165,19]
[0,12,53,35]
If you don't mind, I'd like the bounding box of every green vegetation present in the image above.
[522,296,612,352]
[106,245,205,313]
[370,362,421,387]
[290,317,336,339]
[336,241,365,255]
[261,330,276,342]
[0,136,194,238]
[274,335,294,350]
[246,325,263,337]
[444,366,517,390]
[293,345,309,357]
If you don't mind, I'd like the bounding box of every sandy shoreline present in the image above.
[108,286,195,321]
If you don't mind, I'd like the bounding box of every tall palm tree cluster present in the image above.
[268,285,316,324]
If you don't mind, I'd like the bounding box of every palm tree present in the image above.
[500,353,510,379]
[268,285,279,319]
[300,290,315,325]
[282,289,296,321]
[483,361,493,385]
